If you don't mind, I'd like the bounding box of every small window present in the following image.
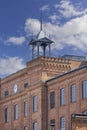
[24,126,28,130]
[24,101,28,117]
[71,84,76,102]
[24,83,28,89]
[82,110,87,115]
[14,104,18,120]
[50,92,55,109]
[50,119,55,130]
[60,88,65,106]
[33,96,38,112]
[5,91,9,97]
[82,80,87,99]
[33,122,38,130]
[60,117,65,130]
[5,108,9,122]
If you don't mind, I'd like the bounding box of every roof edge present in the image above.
[45,64,87,83]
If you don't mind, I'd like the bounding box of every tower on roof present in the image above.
[29,14,54,59]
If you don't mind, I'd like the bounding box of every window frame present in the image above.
[5,91,9,97]
[50,92,55,109]
[82,110,87,115]
[50,119,55,130]
[5,108,9,123]
[24,82,28,89]
[60,88,65,106]
[24,126,28,130]
[24,101,28,117]
[14,104,18,120]
[60,116,65,130]
[33,96,38,112]
[71,84,76,102]
[33,122,38,130]
[82,80,87,99]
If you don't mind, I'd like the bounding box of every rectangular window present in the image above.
[50,92,55,109]
[33,122,38,130]
[24,101,28,117]
[82,110,87,115]
[50,119,55,130]
[60,88,65,106]
[24,126,28,130]
[60,117,65,130]
[33,96,38,112]
[24,83,28,89]
[5,91,9,97]
[71,84,76,102]
[5,108,9,122]
[82,80,87,99]
[14,104,18,120]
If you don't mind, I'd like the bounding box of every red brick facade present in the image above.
[0,56,87,130]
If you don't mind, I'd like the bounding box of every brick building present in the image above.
[0,20,87,130]
[0,55,87,130]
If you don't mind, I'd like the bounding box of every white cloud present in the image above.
[6,36,26,45]
[25,18,40,36]
[55,0,87,18]
[40,5,50,11]
[49,14,60,23]
[0,56,25,76]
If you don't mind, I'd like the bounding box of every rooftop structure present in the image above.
[29,16,54,59]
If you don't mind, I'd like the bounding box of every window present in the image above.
[33,122,38,130]
[82,110,87,115]
[5,108,9,122]
[50,92,55,109]
[60,117,65,130]
[33,96,38,112]
[14,104,18,120]
[50,119,55,130]
[71,84,76,102]
[24,83,28,89]
[24,101,28,117]
[24,126,28,130]
[5,91,9,97]
[82,80,87,99]
[60,88,65,105]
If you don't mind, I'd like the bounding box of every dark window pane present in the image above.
[24,83,28,89]
[5,91,9,97]
[50,92,55,109]
[5,108,9,122]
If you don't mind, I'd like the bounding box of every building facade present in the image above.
[0,56,87,130]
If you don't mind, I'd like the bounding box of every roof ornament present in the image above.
[29,12,54,59]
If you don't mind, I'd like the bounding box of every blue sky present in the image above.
[0,0,87,77]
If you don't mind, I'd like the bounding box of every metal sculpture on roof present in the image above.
[29,14,54,59]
